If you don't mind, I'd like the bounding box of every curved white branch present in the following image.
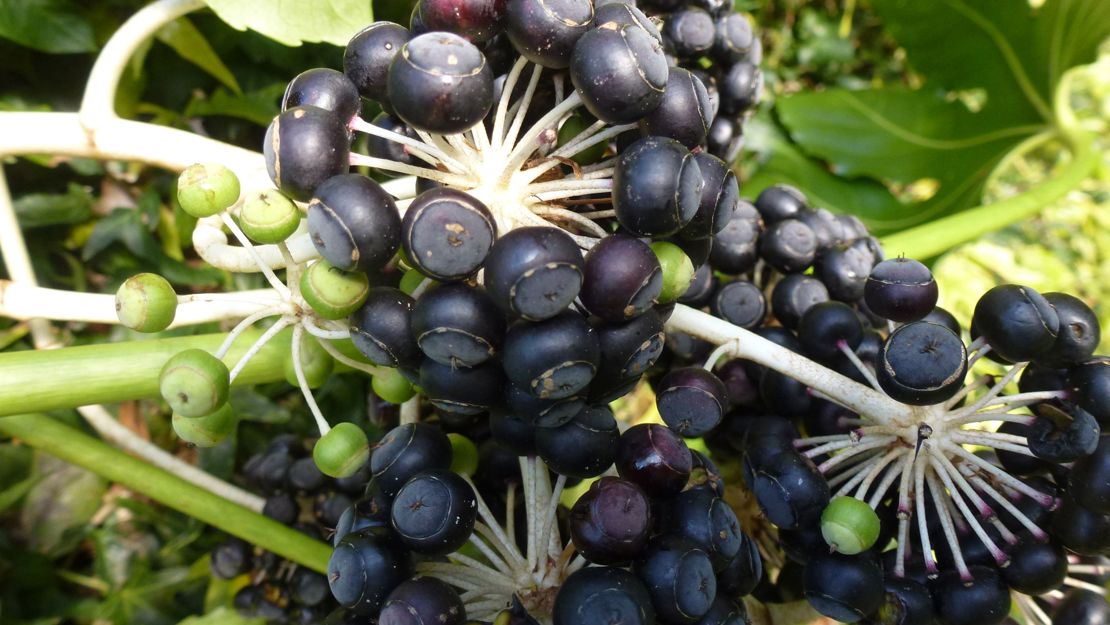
[666,304,915,427]
[0,281,280,326]
[77,404,264,512]
[0,112,267,187]
[80,0,205,131]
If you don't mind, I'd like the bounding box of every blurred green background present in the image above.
[0,0,1106,623]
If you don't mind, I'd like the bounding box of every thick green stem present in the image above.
[0,329,364,417]
[879,129,1096,260]
[0,413,332,572]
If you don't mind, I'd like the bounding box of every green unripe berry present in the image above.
[300,260,370,320]
[447,433,479,477]
[177,163,240,218]
[159,349,230,418]
[115,273,177,332]
[172,403,237,447]
[372,367,416,404]
[650,241,695,304]
[820,495,881,555]
[558,114,607,165]
[313,422,369,478]
[238,190,301,243]
[284,333,334,389]
[399,267,427,295]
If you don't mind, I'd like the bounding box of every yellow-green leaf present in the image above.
[157,17,241,94]
[202,0,373,47]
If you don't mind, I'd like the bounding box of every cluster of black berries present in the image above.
[211,435,368,624]
[320,416,763,625]
[651,183,886,437]
[645,185,1110,624]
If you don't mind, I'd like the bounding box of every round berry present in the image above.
[344,22,411,103]
[864,258,938,322]
[972,284,1060,363]
[570,20,668,123]
[613,137,703,237]
[402,188,496,281]
[300,260,371,320]
[239,190,301,244]
[506,0,593,67]
[580,234,662,322]
[314,423,370,478]
[172,403,237,447]
[178,163,240,218]
[876,321,967,405]
[308,174,401,273]
[483,226,584,320]
[391,469,476,555]
[159,348,230,418]
[820,496,880,555]
[651,241,696,305]
[388,32,494,133]
[283,68,361,122]
[264,107,351,201]
[115,273,177,333]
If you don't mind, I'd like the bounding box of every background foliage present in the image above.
[0,0,1106,623]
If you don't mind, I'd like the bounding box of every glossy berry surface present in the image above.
[388,32,494,133]
[876,321,967,405]
[283,68,361,122]
[482,226,584,320]
[570,20,668,123]
[390,469,477,555]
[264,106,351,201]
[402,188,497,280]
[613,136,703,237]
[569,476,652,564]
[864,257,938,322]
[308,174,401,273]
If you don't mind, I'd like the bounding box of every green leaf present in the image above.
[156,18,242,94]
[82,209,160,261]
[184,84,285,127]
[19,453,107,555]
[201,0,373,46]
[776,89,1039,233]
[0,0,96,53]
[741,114,904,221]
[177,607,265,625]
[14,183,94,229]
[0,473,42,513]
[870,0,1110,123]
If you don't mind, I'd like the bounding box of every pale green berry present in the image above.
[177,163,240,218]
[313,422,370,478]
[558,114,607,165]
[448,433,479,477]
[238,190,301,243]
[115,273,177,332]
[399,267,427,295]
[372,367,416,404]
[650,241,695,304]
[300,260,370,320]
[820,495,881,555]
[173,403,237,447]
[159,349,230,418]
[284,333,334,389]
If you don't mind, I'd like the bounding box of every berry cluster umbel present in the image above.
[114,1,1110,624]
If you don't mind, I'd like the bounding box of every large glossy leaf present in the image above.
[742,115,905,225]
[871,0,1110,123]
[764,0,1110,235]
[0,0,96,54]
[203,0,373,47]
[776,89,1039,233]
